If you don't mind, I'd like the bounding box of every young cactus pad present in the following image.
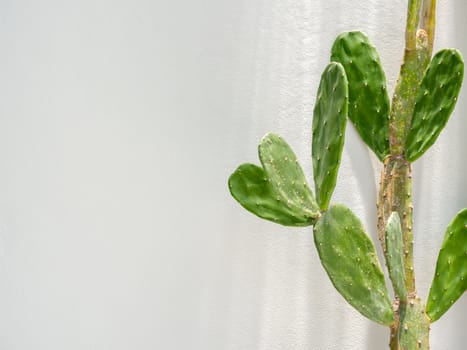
[385,212,407,300]
[228,133,319,226]
[398,296,430,350]
[330,31,390,161]
[426,208,467,322]
[405,49,464,162]
[312,62,348,210]
[313,204,394,325]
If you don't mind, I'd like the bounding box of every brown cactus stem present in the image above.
[380,0,430,295]
[378,156,414,349]
[405,0,422,51]
[421,0,437,55]
[378,156,414,291]
[379,155,434,349]
[379,2,437,348]
[389,300,401,350]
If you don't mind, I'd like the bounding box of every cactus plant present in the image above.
[330,31,390,161]
[426,208,467,322]
[385,212,408,301]
[314,204,394,325]
[405,49,464,162]
[228,0,465,348]
[228,133,320,226]
[312,62,348,210]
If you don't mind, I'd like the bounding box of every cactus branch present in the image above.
[421,0,436,54]
[389,0,436,155]
[405,0,422,50]
[389,32,430,156]
[382,1,438,348]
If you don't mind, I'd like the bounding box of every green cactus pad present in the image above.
[331,31,390,161]
[259,133,320,217]
[228,133,319,226]
[426,208,467,322]
[405,49,464,162]
[399,297,430,350]
[314,204,394,325]
[385,212,407,300]
[312,62,349,210]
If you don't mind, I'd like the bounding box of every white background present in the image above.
[0,0,465,349]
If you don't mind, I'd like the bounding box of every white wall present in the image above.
[0,0,465,349]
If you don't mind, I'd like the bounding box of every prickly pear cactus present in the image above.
[229,133,319,226]
[314,204,394,325]
[385,212,407,300]
[330,31,390,161]
[426,209,467,322]
[405,49,464,162]
[227,1,465,348]
[312,62,348,210]
[399,297,430,350]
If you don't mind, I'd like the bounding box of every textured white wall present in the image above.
[0,0,465,349]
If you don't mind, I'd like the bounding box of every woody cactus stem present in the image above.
[421,0,436,54]
[381,1,435,348]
